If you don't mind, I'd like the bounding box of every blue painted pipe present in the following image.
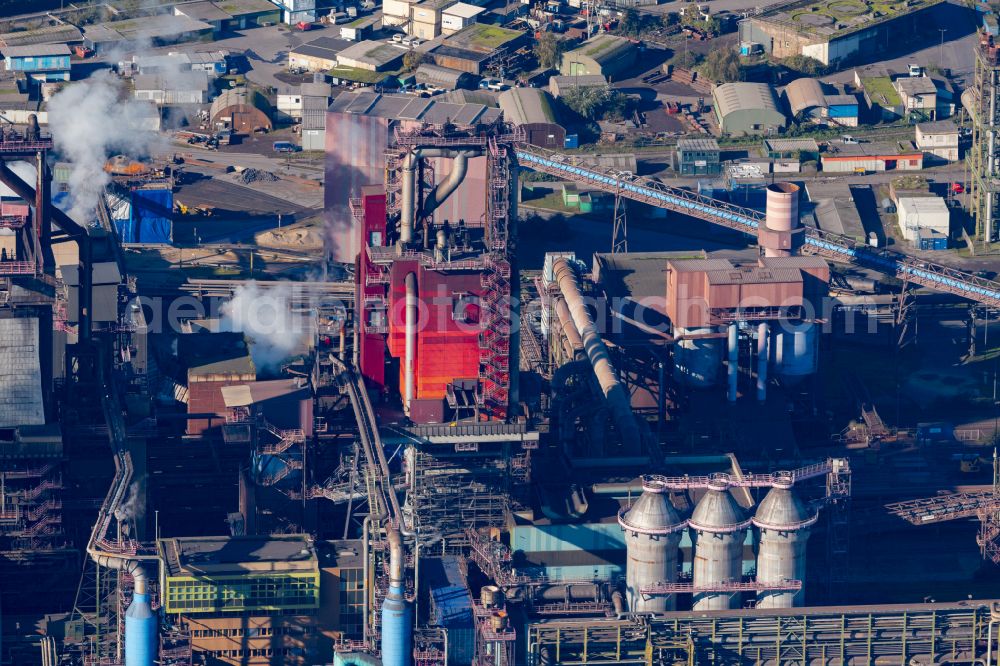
[381,529,411,666]
[125,577,157,666]
[380,583,412,666]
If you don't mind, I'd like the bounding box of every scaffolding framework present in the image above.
[526,602,999,665]
[970,31,1000,248]
[406,441,528,541]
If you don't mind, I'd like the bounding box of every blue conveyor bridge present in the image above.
[515,144,1000,308]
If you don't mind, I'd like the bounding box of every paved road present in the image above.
[102,23,332,92]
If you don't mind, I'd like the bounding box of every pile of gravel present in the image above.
[236,168,279,184]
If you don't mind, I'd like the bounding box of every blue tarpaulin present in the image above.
[115,186,172,244]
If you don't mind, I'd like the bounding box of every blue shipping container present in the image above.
[117,187,172,244]
[564,134,579,149]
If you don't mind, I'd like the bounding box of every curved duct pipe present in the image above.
[552,258,640,446]
[400,148,482,246]
[404,272,418,412]
[381,527,412,666]
[387,527,405,591]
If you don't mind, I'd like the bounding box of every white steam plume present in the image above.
[47,71,161,224]
[220,282,312,371]
[114,479,146,539]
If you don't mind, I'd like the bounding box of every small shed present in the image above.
[497,88,565,148]
[210,87,272,134]
[896,195,950,242]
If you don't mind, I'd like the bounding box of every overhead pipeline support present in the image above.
[399,147,482,246]
[552,258,640,445]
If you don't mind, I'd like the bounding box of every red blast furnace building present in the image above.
[337,103,521,423]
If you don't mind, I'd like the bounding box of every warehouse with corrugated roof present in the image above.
[559,34,637,80]
[211,87,272,134]
[497,88,565,148]
[712,82,786,136]
[783,77,826,120]
[414,63,478,90]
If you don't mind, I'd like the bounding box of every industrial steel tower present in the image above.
[969,31,1000,248]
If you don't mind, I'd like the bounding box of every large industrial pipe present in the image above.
[434,229,447,263]
[727,324,738,402]
[756,323,769,402]
[123,565,157,666]
[381,528,412,666]
[404,272,418,412]
[554,297,584,357]
[552,258,640,446]
[89,556,157,666]
[399,148,481,246]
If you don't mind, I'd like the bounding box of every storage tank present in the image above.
[689,481,749,611]
[618,478,686,612]
[124,569,157,666]
[673,327,722,388]
[753,479,817,608]
[771,323,819,385]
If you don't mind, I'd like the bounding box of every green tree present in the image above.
[617,8,663,37]
[561,85,629,121]
[699,48,741,83]
[620,8,642,36]
[402,50,426,73]
[533,32,566,70]
[781,54,826,76]
[671,49,702,69]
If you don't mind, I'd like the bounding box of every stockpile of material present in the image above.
[235,168,279,184]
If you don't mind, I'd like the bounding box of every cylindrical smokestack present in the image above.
[124,566,157,666]
[400,152,417,245]
[727,324,738,402]
[381,529,412,666]
[756,323,769,402]
[760,183,803,257]
[404,272,417,412]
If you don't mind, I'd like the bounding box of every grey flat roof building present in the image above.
[329,90,502,125]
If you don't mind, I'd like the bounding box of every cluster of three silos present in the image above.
[618,477,816,613]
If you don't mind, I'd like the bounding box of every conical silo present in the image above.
[618,478,686,612]
[690,480,749,611]
[752,479,817,608]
